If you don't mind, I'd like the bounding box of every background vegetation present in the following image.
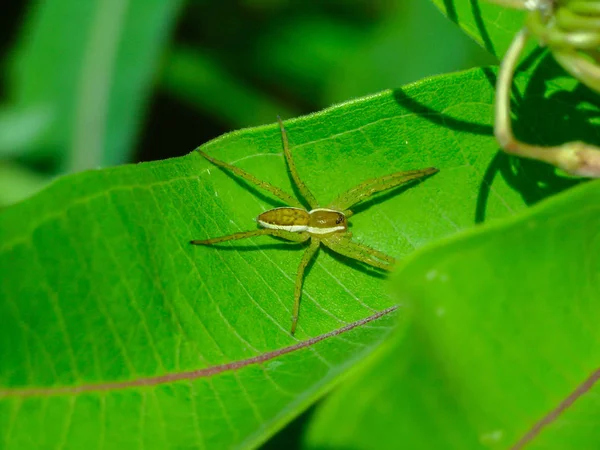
[0,0,491,205]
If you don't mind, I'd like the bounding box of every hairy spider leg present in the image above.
[190,228,310,245]
[277,116,319,209]
[321,235,393,271]
[198,149,303,208]
[345,236,395,264]
[291,239,320,334]
[328,167,439,214]
[495,29,600,177]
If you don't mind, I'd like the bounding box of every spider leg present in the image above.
[494,28,600,177]
[291,238,320,335]
[327,167,438,212]
[277,116,319,209]
[191,228,310,245]
[198,149,303,208]
[321,234,394,272]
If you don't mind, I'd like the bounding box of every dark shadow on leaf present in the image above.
[392,51,543,139]
[261,403,320,450]
[470,0,496,56]
[440,0,458,23]
[393,83,496,220]
[302,447,358,450]
[475,151,511,223]
[517,46,547,73]
[475,50,582,218]
[482,48,546,107]
[438,0,496,56]
[496,53,591,204]
[393,51,591,221]
[391,88,493,136]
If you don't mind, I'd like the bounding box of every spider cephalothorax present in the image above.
[191,117,438,334]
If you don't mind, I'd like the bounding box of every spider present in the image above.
[191,117,438,334]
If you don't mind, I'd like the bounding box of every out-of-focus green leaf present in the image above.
[0,161,50,207]
[0,106,53,157]
[8,0,183,171]
[431,0,526,57]
[252,15,364,104]
[160,47,298,129]
[0,64,589,447]
[305,178,600,449]
[325,0,495,104]
[252,2,494,106]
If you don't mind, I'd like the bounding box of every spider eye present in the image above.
[336,215,344,224]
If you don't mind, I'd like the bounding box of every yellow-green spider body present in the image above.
[191,117,438,334]
[258,207,347,235]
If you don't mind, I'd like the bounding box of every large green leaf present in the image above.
[305,178,600,449]
[0,64,589,448]
[8,0,183,170]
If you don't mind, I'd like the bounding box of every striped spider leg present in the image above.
[191,117,438,334]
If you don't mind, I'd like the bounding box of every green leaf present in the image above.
[305,179,600,450]
[430,0,526,57]
[8,0,183,170]
[0,65,586,447]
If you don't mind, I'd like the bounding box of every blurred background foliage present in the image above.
[0,0,494,207]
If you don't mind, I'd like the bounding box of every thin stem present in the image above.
[495,28,529,152]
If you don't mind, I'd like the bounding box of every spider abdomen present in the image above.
[257,207,310,232]
[257,207,347,235]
